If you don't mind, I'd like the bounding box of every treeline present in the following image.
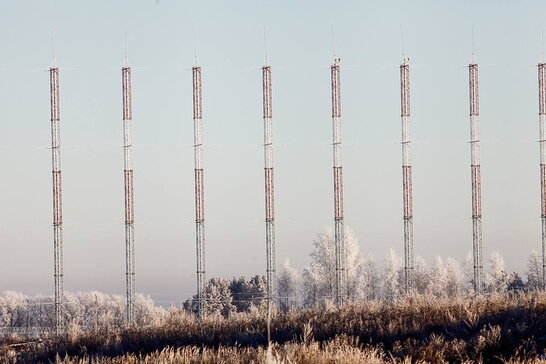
[161,227,543,318]
[1,227,543,327]
[182,275,269,315]
[294,228,540,305]
[0,292,163,330]
[0,276,272,330]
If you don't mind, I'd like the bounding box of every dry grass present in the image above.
[3,292,546,363]
[48,338,388,364]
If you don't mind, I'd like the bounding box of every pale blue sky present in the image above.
[0,0,544,304]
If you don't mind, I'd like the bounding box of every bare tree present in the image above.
[277,258,299,312]
[360,254,380,300]
[302,226,368,306]
[445,257,464,297]
[486,252,508,293]
[463,252,475,294]
[383,249,403,300]
[526,250,542,291]
[429,256,448,298]
[414,255,431,294]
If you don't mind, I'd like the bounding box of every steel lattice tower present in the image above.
[49,66,64,333]
[331,60,345,305]
[469,63,484,294]
[122,66,136,324]
[192,66,206,317]
[539,62,546,290]
[400,61,414,293]
[262,65,276,306]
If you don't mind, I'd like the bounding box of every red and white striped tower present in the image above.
[262,64,276,306]
[122,62,136,324]
[331,58,345,305]
[400,60,414,293]
[49,65,64,333]
[538,62,546,290]
[193,66,206,317]
[469,62,484,294]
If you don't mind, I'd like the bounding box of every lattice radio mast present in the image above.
[50,60,64,334]
[192,64,206,317]
[122,40,136,324]
[331,55,345,305]
[469,53,484,294]
[262,56,276,307]
[538,60,546,290]
[400,58,414,293]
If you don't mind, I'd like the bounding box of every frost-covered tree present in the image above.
[0,291,166,329]
[445,257,464,297]
[486,252,508,293]
[429,256,448,297]
[359,254,380,300]
[0,291,26,327]
[344,227,368,301]
[382,249,403,300]
[184,278,236,317]
[301,266,321,307]
[463,252,475,294]
[507,272,526,292]
[301,227,367,306]
[414,255,431,294]
[411,256,462,298]
[526,250,542,291]
[305,228,336,304]
[204,278,236,317]
[229,275,268,312]
[136,294,166,326]
[277,258,299,312]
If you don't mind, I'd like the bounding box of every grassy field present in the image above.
[2,292,546,363]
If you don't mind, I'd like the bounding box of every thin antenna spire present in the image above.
[540,24,544,62]
[471,25,476,63]
[263,26,269,66]
[192,26,199,66]
[331,24,337,62]
[400,24,407,63]
[124,31,128,67]
[51,26,56,67]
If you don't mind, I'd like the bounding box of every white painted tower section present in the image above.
[262,65,276,305]
[400,62,414,293]
[50,67,64,333]
[538,63,546,290]
[122,66,136,324]
[331,60,346,305]
[193,66,206,317]
[469,63,484,294]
